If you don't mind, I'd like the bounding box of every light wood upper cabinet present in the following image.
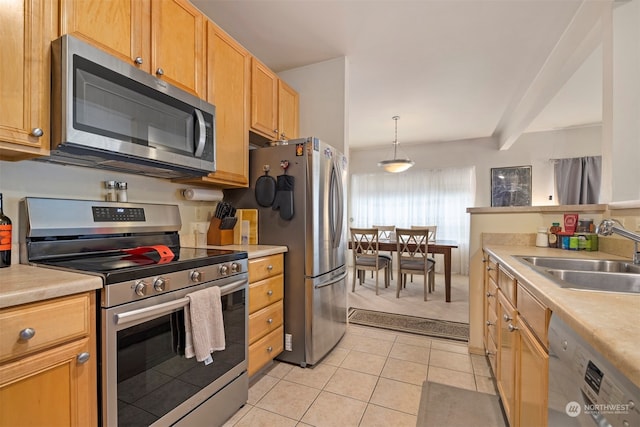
[59,0,144,68]
[150,0,205,97]
[278,80,299,141]
[178,20,250,188]
[59,0,205,98]
[251,57,279,139]
[0,0,55,160]
[250,58,300,141]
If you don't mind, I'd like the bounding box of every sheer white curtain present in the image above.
[350,167,475,275]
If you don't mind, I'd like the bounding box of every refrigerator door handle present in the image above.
[329,162,344,248]
[314,270,348,289]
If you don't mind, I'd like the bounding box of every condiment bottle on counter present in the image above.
[548,222,561,248]
[536,227,549,247]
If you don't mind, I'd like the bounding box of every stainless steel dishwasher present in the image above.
[548,313,639,426]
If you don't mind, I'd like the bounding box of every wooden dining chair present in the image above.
[395,228,435,301]
[350,227,391,295]
[372,225,395,279]
[410,225,437,291]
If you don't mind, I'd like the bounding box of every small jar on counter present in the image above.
[548,222,561,248]
[116,181,128,202]
[536,227,549,247]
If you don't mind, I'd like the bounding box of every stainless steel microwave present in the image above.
[47,35,215,179]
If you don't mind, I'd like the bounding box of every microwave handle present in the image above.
[194,109,206,158]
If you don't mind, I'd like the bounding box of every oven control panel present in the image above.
[102,259,248,307]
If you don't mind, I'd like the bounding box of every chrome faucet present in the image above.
[596,219,640,265]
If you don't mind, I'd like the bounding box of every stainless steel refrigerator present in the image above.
[226,137,347,367]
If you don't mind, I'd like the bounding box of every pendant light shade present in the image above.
[378,116,414,173]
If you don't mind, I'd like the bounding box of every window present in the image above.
[349,167,475,275]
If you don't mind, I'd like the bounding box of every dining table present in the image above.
[350,239,459,302]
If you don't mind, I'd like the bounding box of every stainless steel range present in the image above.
[19,197,249,427]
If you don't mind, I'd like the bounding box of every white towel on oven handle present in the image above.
[184,286,226,362]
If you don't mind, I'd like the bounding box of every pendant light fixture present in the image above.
[378,116,414,173]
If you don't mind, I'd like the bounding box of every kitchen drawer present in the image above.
[498,266,517,306]
[249,275,284,313]
[248,254,284,283]
[248,325,284,377]
[0,294,91,363]
[517,284,550,348]
[249,300,283,344]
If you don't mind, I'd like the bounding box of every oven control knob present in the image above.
[134,280,148,296]
[219,265,229,276]
[153,277,167,292]
[230,262,241,273]
[190,270,203,282]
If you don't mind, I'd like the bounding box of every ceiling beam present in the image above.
[494,0,610,151]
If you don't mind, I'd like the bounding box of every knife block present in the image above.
[207,217,234,245]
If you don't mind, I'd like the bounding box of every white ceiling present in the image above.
[192,0,603,149]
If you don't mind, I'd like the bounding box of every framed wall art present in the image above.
[491,165,532,207]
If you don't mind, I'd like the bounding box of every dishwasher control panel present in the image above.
[548,315,639,427]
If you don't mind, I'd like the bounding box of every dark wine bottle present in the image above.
[0,193,12,268]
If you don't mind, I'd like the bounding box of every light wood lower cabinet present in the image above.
[0,292,97,427]
[247,253,284,376]
[483,252,550,427]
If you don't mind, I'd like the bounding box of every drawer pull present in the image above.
[267,290,273,296]
[267,346,273,353]
[76,352,91,364]
[267,265,273,271]
[508,323,519,333]
[486,320,495,326]
[19,328,36,340]
[486,292,494,298]
[486,266,494,271]
[267,318,273,324]
[503,314,512,322]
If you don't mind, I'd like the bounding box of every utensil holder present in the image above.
[207,217,234,245]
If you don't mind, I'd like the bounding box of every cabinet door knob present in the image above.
[486,320,495,326]
[267,318,273,324]
[267,265,273,271]
[77,352,91,364]
[156,67,164,76]
[503,314,512,322]
[134,57,143,65]
[30,128,43,137]
[508,323,519,333]
[267,290,273,296]
[19,328,36,340]
[486,292,494,297]
[267,346,273,353]
[486,266,494,271]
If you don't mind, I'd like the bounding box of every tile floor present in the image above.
[224,323,496,427]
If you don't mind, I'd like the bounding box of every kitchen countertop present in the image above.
[204,244,288,259]
[484,245,640,387]
[0,245,287,309]
[0,264,103,309]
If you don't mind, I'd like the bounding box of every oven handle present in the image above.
[115,279,247,326]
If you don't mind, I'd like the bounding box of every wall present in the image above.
[278,57,349,155]
[349,125,602,207]
[0,160,220,264]
[611,0,640,202]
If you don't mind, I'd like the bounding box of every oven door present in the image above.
[101,275,247,427]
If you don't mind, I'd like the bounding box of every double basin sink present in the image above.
[516,256,640,294]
